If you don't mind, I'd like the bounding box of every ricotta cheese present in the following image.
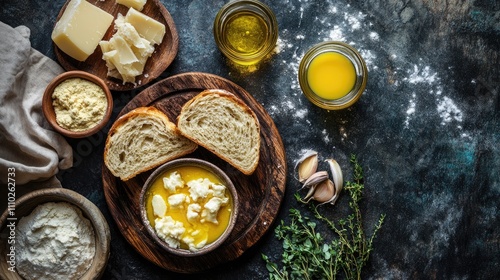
[162,171,184,193]
[187,178,212,201]
[186,203,201,223]
[182,234,207,251]
[15,202,96,280]
[201,197,226,224]
[168,193,187,209]
[154,216,185,248]
[149,170,231,251]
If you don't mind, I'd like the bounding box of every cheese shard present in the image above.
[51,0,113,61]
[152,195,167,218]
[100,8,165,84]
[109,35,139,65]
[125,7,166,45]
[116,0,147,11]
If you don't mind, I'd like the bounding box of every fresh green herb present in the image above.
[263,155,385,280]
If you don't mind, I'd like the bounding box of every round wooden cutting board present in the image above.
[53,0,178,91]
[102,72,287,273]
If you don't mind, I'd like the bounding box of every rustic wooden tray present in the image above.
[54,0,178,91]
[102,72,287,273]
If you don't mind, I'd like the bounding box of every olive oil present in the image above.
[225,12,267,55]
[214,0,278,65]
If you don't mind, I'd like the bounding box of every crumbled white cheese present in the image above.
[168,193,187,209]
[15,202,96,280]
[182,235,207,251]
[211,183,227,198]
[152,172,230,251]
[163,171,184,193]
[154,216,185,248]
[187,178,212,201]
[201,197,227,224]
[152,194,167,217]
[186,203,201,223]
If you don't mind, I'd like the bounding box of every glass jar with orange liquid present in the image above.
[298,41,368,110]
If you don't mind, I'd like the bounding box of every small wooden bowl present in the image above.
[42,70,113,138]
[140,158,239,257]
[0,188,111,279]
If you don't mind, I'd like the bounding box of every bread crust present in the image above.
[177,89,261,175]
[104,106,197,181]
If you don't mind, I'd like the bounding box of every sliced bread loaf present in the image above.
[177,89,260,175]
[104,107,197,181]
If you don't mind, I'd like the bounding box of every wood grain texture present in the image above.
[102,72,287,273]
[53,0,178,91]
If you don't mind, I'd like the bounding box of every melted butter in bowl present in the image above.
[140,158,238,257]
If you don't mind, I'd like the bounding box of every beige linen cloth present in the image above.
[0,21,73,213]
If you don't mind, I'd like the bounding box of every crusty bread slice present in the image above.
[177,89,260,175]
[104,107,197,181]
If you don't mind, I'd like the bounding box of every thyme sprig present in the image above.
[263,155,385,280]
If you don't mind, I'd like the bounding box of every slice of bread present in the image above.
[104,107,197,181]
[177,89,260,175]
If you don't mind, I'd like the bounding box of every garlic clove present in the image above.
[303,184,317,202]
[300,171,328,190]
[326,159,343,195]
[298,151,319,183]
[313,179,335,203]
[322,159,343,205]
[321,189,340,205]
[294,150,318,182]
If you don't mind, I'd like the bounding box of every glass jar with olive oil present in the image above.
[213,0,278,65]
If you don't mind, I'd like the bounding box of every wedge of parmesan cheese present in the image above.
[52,0,113,61]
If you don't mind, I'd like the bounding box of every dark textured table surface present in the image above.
[1,0,499,279]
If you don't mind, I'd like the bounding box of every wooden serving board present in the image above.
[54,0,178,91]
[102,72,287,273]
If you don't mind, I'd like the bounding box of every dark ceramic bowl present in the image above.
[140,158,239,257]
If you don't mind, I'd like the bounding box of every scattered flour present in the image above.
[404,93,417,128]
[437,96,463,125]
[404,63,439,84]
[272,1,380,136]
[322,129,331,143]
[401,61,463,129]
[272,0,465,141]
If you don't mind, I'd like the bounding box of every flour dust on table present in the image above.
[269,0,469,143]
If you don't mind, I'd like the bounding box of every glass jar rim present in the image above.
[298,41,368,110]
